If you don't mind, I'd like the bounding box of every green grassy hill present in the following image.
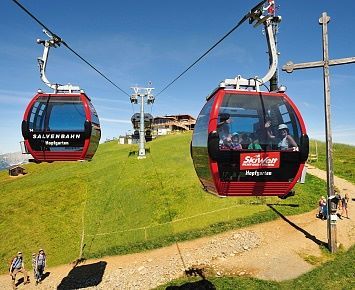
[309,140,355,184]
[0,133,326,273]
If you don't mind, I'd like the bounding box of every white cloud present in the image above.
[0,90,34,105]
[95,105,133,113]
[308,127,355,141]
[94,97,130,104]
[100,117,131,124]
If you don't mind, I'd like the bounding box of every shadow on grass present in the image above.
[57,261,107,289]
[165,267,216,289]
[266,203,299,207]
[267,204,327,247]
[166,279,216,290]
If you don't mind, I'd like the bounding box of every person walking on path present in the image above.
[341,193,350,219]
[35,249,46,284]
[9,252,29,289]
[31,253,37,284]
[317,196,327,220]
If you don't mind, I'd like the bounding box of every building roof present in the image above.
[154,116,176,120]
[165,114,196,120]
[9,165,25,170]
[154,114,196,121]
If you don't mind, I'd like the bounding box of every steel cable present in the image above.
[12,0,131,97]
[156,0,267,96]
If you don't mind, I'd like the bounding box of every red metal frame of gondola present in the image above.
[207,88,307,197]
[23,92,92,162]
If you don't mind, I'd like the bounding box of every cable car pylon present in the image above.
[130,84,155,159]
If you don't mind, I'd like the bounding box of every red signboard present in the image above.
[240,152,280,170]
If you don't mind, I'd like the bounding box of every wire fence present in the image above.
[86,203,256,240]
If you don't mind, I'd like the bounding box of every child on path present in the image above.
[341,193,350,219]
[317,196,327,220]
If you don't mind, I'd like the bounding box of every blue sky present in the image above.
[0,0,354,153]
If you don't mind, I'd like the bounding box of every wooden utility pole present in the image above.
[282,12,355,253]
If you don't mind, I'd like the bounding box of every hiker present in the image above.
[337,195,343,219]
[341,193,350,219]
[317,196,327,220]
[35,249,47,284]
[31,253,37,283]
[334,191,343,219]
[9,252,29,289]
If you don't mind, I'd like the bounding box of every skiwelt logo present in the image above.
[240,152,280,170]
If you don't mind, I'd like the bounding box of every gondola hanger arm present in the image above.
[220,1,279,91]
[37,30,81,93]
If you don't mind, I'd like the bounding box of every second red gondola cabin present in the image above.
[22,91,101,162]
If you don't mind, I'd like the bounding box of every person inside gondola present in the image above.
[230,132,242,150]
[265,121,298,150]
[277,124,298,150]
[240,133,252,149]
[248,133,262,150]
[217,113,232,149]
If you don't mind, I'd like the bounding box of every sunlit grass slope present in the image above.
[309,140,355,184]
[0,132,326,273]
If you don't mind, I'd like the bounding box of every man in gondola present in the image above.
[217,113,232,149]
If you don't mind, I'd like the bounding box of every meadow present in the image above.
[309,140,355,184]
[0,133,326,273]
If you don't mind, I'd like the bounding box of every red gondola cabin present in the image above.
[191,89,309,197]
[22,92,101,162]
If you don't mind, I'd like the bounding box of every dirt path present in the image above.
[1,165,354,289]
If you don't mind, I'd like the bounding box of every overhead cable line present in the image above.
[62,44,130,97]
[156,0,267,97]
[12,0,130,97]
